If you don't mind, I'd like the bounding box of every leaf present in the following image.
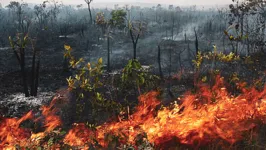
[213,45,217,53]
[230,73,239,83]
[87,63,92,70]
[79,93,84,99]
[229,35,234,40]
[23,35,28,42]
[64,44,72,51]
[37,147,42,150]
[9,36,14,48]
[48,137,54,146]
[75,74,81,80]
[98,57,103,64]
[67,76,75,89]
[60,131,67,136]
[70,60,76,68]
[139,76,145,84]
[224,30,228,36]
[78,58,84,63]
[202,76,207,82]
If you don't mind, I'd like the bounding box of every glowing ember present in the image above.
[0,76,266,149]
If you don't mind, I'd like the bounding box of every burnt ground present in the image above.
[0,28,193,117]
[0,26,266,121]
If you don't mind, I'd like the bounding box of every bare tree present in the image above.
[48,0,61,28]
[229,0,266,54]
[84,0,93,24]
[6,1,28,33]
[128,21,145,59]
[34,1,49,30]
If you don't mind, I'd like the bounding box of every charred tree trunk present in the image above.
[158,45,163,79]
[240,12,244,38]
[129,28,140,60]
[178,50,183,71]
[88,3,93,25]
[167,48,172,95]
[107,35,111,72]
[20,47,29,97]
[33,59,40,96]
[30,49,36,96]
[246,17,250,55]
[171,12,175,41]
[133,43,137,59]
[193,29,199,89]
[261,17,265,53]
[30,48,40,96]
[69,92,77,124]
[10,36,41,97]
[194,28,199,56]
[168,49,172,78]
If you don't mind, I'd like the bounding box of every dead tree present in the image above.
[84,0,93,24]
[157,45,163,79]
[194,27,199,56]
[9,35,41,97]
[129,21,143,59]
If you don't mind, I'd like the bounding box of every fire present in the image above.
[64,124,96,149]
[0,111,32,149]
[0,76,266,149]
[0,97,61,149]
[63,76,266,148]
[39,97,61,132]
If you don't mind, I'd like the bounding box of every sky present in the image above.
[0,0,233,7]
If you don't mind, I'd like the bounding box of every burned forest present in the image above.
[0,0,266,149]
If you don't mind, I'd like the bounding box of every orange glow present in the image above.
[0,97,61,149]
[0,111,32,149]
[0,76,266,149]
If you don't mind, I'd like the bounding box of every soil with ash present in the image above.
[0,37,265,124]
[0,66,70,117]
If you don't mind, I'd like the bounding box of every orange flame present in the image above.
[39,97,61,132]
[0,76,266,149]
[0,111,32,149]
[0,97,61,149]
[64,76,266,148]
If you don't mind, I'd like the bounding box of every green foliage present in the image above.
[9,34,28,49]
[110,9,127,29]
[192,46,242,88]
[64,45,103,92]
[64,45,122,122]
[96,10,127,30]
[122,59,145,85]
[193,46,240,71]
[192,51,203,70]
[204,50,240,63]
[122,59,159,93]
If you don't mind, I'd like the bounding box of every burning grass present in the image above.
[0,76,266,149]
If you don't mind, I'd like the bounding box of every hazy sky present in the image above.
[0,0,233,7]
